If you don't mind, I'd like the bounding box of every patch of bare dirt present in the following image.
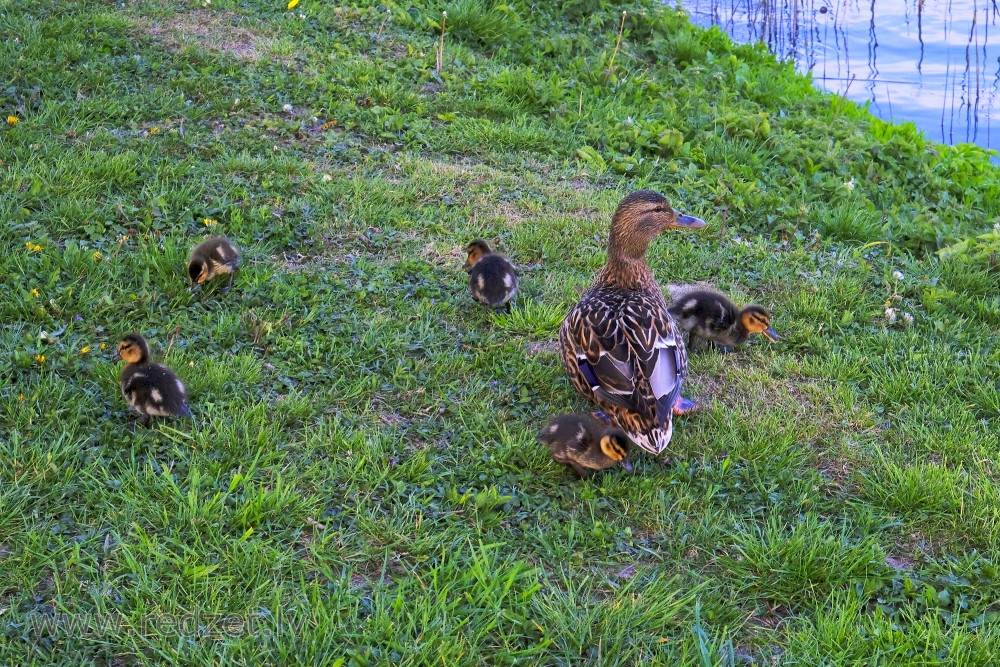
[524,340,559,357]
[884,554,915,571]
[419,241,464,269]
[137,11,272,62]
[497,202,529,226]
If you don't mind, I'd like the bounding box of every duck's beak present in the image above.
[670,209,706,229]
[112,350,122,362]
[763,327,780,342]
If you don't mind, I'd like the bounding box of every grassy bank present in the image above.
[2,0,999,664]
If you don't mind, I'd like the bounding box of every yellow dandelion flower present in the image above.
[288,0,299,8]
[7,116,18,125]
[150,126,160,135]
[204,218,218,226]
[92,251,102,261]
[35,354,46,364]
[18,394,25,401]
[321,120,336,131]
[100,343,107,351]
[31,288,40,298]
[25,241,43,252]
[81,346,91,355]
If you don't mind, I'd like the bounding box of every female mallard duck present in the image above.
[463,239,519,311]
[537,413,631,478]
[114,333,191,426]
[667,286,779,352]
[188,235,242,291]
[558,190,705,457]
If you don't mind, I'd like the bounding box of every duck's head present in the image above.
[741,306,779,342]
[599,429,631,461]
[608,190,705,259]
[463,239,493,272]
[114,333,150,364]
[188,256,209,286]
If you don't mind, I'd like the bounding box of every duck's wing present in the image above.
[565,292,685,426]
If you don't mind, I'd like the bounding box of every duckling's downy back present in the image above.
[468,254,519,308]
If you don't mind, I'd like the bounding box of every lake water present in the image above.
[681,0,1000,155]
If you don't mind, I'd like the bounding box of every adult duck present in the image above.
[558,190,705,457]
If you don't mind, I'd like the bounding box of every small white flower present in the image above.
[233,98,240,106]
[892,270,904,281]
[322,174,332,182]
[885,307,898,324]
[901,312,914,326]
[844,178,856,190]
[282,103,293,113]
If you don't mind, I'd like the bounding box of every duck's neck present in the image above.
[596,253,659,292]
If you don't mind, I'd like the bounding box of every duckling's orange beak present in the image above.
[763,327,780,342]
[670,209,706,229]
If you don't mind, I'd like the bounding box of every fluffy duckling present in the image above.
[536,413,631,478]
[463,239,519,311]
[667,286,779,352]
[188,235,242,291]
[114,333,191,427]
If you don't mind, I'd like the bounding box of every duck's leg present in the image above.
[672,396,700,415]
[569,463,592,479]
[590,410,612,425]
[223,271,235,292]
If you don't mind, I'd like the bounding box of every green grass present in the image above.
[2,0,999,664]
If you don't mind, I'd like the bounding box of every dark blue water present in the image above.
[682,0,1000,155]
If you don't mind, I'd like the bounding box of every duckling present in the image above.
[536,413,631,478]
[113,333,192,427]
[667,286,779,352]
[559,190,706,458]
[188,235,242,291]
[463,239,519,311]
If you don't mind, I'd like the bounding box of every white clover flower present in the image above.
[901,312,914,326]
[885,307,898,324]
[282,103,293,113]
[892,270,904,281]
[844,178,856,190]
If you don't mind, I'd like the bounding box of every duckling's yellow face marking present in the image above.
[599,434,629,461]
[117,340,143,364]
[463,242,490,271]
[188,258,209,284]
[741,309,779,341]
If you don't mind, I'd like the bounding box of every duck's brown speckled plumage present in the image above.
[558,190,705,456]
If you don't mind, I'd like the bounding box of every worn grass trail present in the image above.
[2,0,999,664]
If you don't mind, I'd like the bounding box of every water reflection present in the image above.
[682,0,1000,153]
